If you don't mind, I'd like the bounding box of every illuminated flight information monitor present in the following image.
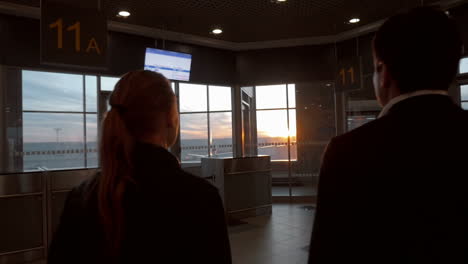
[144,48,192,81]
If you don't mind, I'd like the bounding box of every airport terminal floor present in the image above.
[229,204,314,264]
[29,204,314,264]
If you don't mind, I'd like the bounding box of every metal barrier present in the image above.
[0,168,98,264]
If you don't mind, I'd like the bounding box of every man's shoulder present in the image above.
[330,106,468,153]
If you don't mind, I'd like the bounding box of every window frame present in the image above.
[20,69,235,169]
[177,81,234,164]
[254,83,297,162]
[458,57,468,110]
[460,82,468,110]
[459,57,468,75]
[21,69,99,171]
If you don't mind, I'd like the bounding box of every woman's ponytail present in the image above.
[98,107,134,257]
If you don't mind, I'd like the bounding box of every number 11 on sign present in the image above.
[49,18,101,54]
[339,67,356,85]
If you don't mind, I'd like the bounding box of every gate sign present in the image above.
[41,1,107,68]
[335,57,362,92]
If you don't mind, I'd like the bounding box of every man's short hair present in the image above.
[373,7,463,93]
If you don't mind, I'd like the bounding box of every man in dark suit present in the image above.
[308,7,467,264]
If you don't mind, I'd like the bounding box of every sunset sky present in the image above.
[22,71,296,144]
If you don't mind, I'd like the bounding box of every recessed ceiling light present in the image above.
[212,28,223,35]
[118,10,131,17]
[276,0,287,2]
[349,18,360,24]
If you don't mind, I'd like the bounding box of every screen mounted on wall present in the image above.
[144,48,192,81]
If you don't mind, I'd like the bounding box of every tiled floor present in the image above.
[229,204,315,264]
[33,204,314,264]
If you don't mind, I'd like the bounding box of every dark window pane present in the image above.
[23,113,85,171]
[180,113,208,162]
[23,70,83,112]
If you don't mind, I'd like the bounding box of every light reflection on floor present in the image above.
[272,186,317,197]
[229,204,315,264]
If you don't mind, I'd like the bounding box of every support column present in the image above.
[232,85,243,158]
[334,90,347,136]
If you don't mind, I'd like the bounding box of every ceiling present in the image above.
[0,0,447,42]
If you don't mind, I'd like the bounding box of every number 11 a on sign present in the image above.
[49,18,102,54]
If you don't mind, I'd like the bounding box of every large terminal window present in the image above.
[459,58,468,110]
[460,57,468,75]
[99,78,230,163]
[22,70,98,171]
[20,70,233,169]
[179,83,233,163]
[100,76,120,91]
[461,85,468,110]
[255,84,297,161]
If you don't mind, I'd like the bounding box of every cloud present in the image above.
[22,70,85,111]
[23,113,97,143]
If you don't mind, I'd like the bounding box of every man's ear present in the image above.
[380,63,391,90]
[167,106,179,129]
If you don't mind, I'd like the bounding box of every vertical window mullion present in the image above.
[254,85,257,155]
[83,75,88,168]
[207,85,211,157]
[286,84,292,198]
[97,76,101,167]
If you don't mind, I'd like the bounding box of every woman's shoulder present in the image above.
[65,174,99,211]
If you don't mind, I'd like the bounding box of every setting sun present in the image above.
[257,110,296,139]
[263,128,296,138]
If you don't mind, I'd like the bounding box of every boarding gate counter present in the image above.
[201,156,272,219]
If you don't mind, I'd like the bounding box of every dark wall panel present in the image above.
[1,14,104,75]
[358,34,375,75]
[165,41,236,85]
[236,45,335,85]
[336,38,357,62]
[2,3,468,88]
[0,14,236,85]
[106,32,154,76]
[1,15,41,69]
[295,82,336,174]
[0,196,43,253]
[107,35,237,85]
[335,33,376,101]
[452,3,468,56]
